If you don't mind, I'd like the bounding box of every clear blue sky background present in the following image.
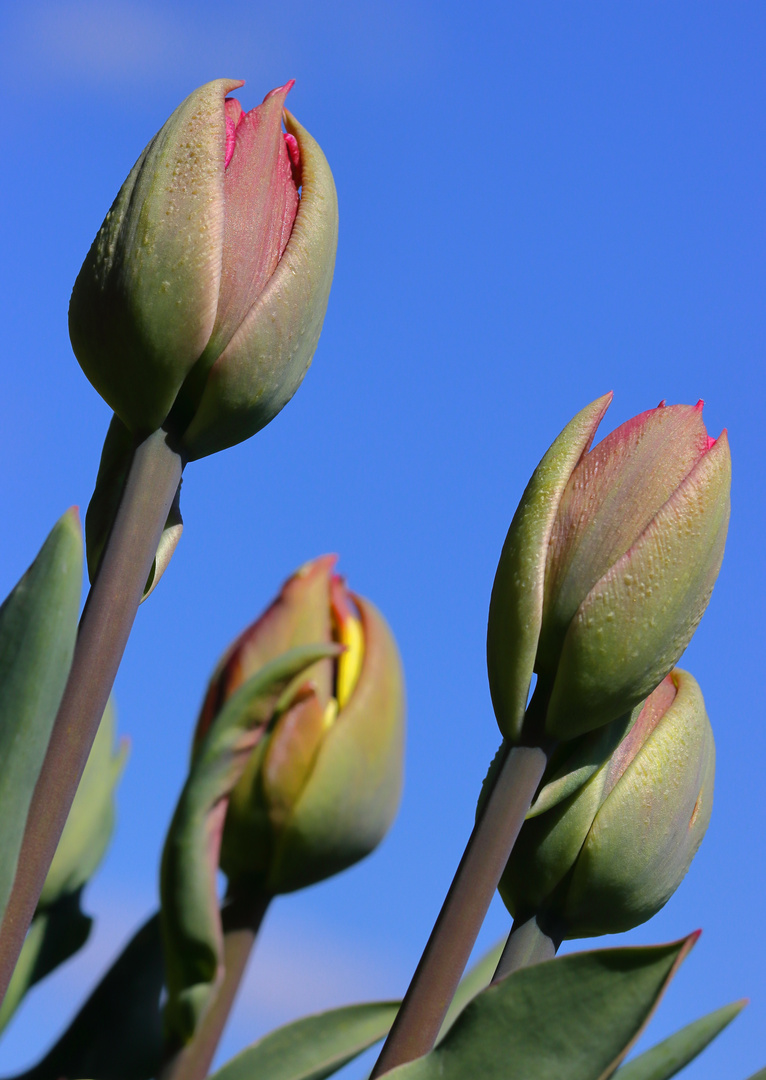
[0,2,764,1077]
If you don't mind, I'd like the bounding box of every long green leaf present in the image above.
[384,936,697,1080]
[744,1069,766,1080]
[612,999,745,1080]
[7,913,164,1080]
[0,510,82,923]
[0,891,92,1036]
[210,1001,399,1080]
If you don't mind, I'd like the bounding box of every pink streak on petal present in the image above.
[224,98,245,169]
[706,435,717,450]
[208,82,299,359]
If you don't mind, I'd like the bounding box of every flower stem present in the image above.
[370,743,548,1078]
[159,892,271,1080]
[0,428,183,1004]
[492,914,559,983]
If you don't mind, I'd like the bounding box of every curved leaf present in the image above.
[161,644,341,1044]
[383,936,697,1080]
[612,999,745,1080]
[4,913,164,1080]
[210,1001,399,1080]
[0,510,82,924]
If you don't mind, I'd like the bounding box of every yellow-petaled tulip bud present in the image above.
[192,555,405,895]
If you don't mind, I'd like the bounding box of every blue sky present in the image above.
[0,2,764,1077]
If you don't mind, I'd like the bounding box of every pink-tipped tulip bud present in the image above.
[69,79,337,458]
[487,395,730,742]
[193,556,405,894]
[499,670,714,938]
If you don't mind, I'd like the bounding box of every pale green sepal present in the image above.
[182,111,339,461]
[69,80,241,433]
[437,940,505,1042]
[7,914,164,1080]
[86,414,183,603]
[40,699,127,907]
[384,937,696,1080]
[209,1002,399,1080]
[546,435,730,739]
[0,510,82,924]
[0,891,92,1035]
[486,394,612,742]
[565,671,714,936]
[528,706,639,818]
[612,999,745,1080]
[161,644,341,1044]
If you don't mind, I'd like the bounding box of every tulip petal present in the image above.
[546,434,730,738]
[487,394,612,742]
[181,110,339,460]
[203,84,299,365]
[565,670,714,935]
[70,79,241,432]
[540,404,710,670]
[194,555,336,749]
[267,596,405,893]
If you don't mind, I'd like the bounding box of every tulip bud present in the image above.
[499,669,714,938]
[193,556,405,895]
[487,395,730,742]
[69,79,337,457]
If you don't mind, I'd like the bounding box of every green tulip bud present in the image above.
[192,556,405,894]
[499,669,714,938]
[487,395,730,742]
[69,79,337,456]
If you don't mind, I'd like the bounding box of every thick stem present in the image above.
[492,915,559,983]
[160,893,271,1080]
[0,429,183,1004]
[370,744,548,1078]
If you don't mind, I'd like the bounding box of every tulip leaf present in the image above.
[209,1001,399,1080]
[0,510,82,926]
[86,413,183,603]
[611,998,745,1080]
[0,891,92,1036]
[486,394,612,743]
[382,936,697,1080]
[744,1069,766,1079]
[161,644,342,1045]
[4,913,164,1080]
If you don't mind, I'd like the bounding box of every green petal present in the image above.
[486,394,611,742]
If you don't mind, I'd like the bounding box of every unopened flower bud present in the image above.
[487,395,730,742]
[193,556,405,894]
[69,79,337,458]
[499,669,714,937]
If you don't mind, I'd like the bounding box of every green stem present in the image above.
[492,915,559,983]
[370,743,548,1078]
[159,892,271,1080]
[0,429,183,1005]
